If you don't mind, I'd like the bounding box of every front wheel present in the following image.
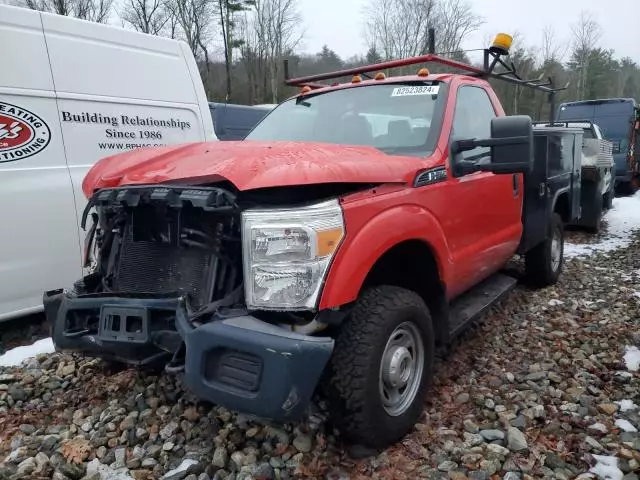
[524,212,564,287]
[324,286,434,449]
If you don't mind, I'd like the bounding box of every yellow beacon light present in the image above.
[490,33,513,55]
[374,72,386,80]
[351,74,362,83]
[417,68,430,77]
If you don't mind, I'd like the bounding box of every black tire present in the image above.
[587,193,603,234]
[324,286,435,449]
[603,190,613,210]
[524,212,564,287]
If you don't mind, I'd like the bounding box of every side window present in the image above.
[452,86,497,159]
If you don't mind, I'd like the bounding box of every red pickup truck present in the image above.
[44,35,576,449]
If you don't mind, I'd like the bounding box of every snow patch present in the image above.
[615,419,638,433]
[548,299,564,306]
[85,458,133,479]
[623,345,640,372]
[160,459,199,480]
[589,455,624,480]
[588,423,608,434]
[0,338,55,367]
[565,192,640,259]
[615,399,638,412]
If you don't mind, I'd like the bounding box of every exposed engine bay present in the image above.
[81,185,242,310]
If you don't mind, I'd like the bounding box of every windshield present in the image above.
[246,82,446,157]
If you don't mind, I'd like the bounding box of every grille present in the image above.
[113,226,213,305]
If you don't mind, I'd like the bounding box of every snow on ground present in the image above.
[624,345,640,372]
[588,455,624,480]
[614,419,638,433]
[0,337,55,367]
[565,191,640,259]
[615,399,638,412]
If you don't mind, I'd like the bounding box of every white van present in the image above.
[0,4,216,321]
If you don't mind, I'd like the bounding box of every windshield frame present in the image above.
[245,80,450,158]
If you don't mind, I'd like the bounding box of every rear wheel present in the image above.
[324,286,434,449]
[587,193,603,234]
[603,190,613,210]
[524,213,564,287]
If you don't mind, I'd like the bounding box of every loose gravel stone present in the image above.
[480,429,505,441]
[1,227,640,479]
[507,427,528,451]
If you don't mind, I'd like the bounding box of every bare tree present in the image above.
[163,0,180,38]
[432,0,483,55]
[22,0,112,22]
[540,25,567,64]
[75,0,112,22]
[238,11,265,102]
[170,0,214,60]
[121,0,169,35]
[364,0,481,66]
[23,0,50,11]
[571,10,602,99]
[252,0,303,102]
[364,0,437,61]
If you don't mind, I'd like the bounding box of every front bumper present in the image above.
[44,290,334,422]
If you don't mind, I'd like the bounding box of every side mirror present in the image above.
[451,115,533,176]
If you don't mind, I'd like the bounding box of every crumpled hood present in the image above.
[82,140,430,197]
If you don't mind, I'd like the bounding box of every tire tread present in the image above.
[325,285,434,447]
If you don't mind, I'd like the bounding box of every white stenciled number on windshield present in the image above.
[391,85,440,97]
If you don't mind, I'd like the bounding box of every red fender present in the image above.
[319,201,453,309]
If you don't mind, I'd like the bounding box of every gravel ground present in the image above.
[0,228,639,480]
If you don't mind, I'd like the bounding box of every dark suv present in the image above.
[209,102,274,140]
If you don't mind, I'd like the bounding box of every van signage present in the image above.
[59,108,196,152]
[0,101,51,163]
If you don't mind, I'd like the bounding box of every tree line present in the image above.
[12,0,640,117]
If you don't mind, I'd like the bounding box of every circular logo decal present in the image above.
[0,101,51,163]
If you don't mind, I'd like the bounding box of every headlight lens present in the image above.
[242,199,344,310]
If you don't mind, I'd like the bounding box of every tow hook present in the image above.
[165,342,186,374]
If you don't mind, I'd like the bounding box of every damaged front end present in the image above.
[44,185,334,421]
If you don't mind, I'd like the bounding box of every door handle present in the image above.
[512,174,519,197]
[539,182,546,197]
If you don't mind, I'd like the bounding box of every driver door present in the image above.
[446,84,523,293]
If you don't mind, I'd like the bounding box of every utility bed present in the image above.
[582,137,614,170]
[533,121,614,232]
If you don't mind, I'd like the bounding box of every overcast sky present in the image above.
[299,0,639,64]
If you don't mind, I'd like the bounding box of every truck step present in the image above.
[448,273,518,339]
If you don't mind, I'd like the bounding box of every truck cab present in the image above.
[44,35,574,450]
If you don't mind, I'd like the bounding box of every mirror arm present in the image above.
[475,135,531,148]
[452,135,530,154]
[478,161,532,174]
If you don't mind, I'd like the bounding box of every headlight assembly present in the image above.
[241,199,344,310]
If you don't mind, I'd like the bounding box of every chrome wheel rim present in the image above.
[379,321,424,416]
[551,227,562,272]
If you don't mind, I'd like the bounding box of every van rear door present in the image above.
[0,6,81,320]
